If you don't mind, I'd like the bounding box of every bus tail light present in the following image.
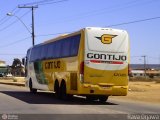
[80,61,84,83]
[128,64,131,76]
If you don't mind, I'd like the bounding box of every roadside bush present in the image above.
[12,78,17,82]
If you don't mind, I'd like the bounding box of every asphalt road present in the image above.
[0,84,160,120]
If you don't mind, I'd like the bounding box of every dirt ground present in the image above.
[111,78,160,104]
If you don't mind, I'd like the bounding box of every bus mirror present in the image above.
[22,58,25,65]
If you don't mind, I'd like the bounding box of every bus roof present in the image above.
[43,27,127,45]
[29,27,127,49]
[43,30,81,44]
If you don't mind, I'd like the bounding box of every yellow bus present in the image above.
[24,27,130,102]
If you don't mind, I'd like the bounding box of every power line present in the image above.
[148,56,160,60]
[38,0,68,5]
[0,10,31,32]
[36,31,73,37]
[19,0,68,6]
[0,36,31,48]
[0,31,72,48]
[106,16,160,27]
[0,7,17,23]
[131,56,142,58]
[43,0,158,25]
[0,8,21,26]
[0,32,67,48]
[38,16,160,37]
[0,53,25,56]
[20,0,52,6]
[0,0,155,33]
[1,15,160,48]
[0,31,69,48]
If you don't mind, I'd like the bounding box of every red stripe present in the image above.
[110,61,123,64]
[90,60,101,63]
[90,60,123,64]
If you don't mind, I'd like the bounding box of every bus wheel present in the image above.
[60,81,67,100]
[29,79,37,93]
[86,96,98,101]
[54,81,60,98]
[99,96,108,102]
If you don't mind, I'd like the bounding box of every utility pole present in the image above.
[159,55,160,69]
[142,55,147,78]
[18,5,38,46]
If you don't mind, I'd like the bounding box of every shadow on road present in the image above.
[0,91,118,105]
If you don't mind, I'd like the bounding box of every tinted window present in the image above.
[30,34,81,62]
[40,45,48,59]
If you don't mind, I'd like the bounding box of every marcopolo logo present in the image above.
[95,34,117,44]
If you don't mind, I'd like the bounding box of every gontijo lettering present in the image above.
[87,53,127,61]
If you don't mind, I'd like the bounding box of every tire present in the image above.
[99,96,108,102]
[86,96,98,101]
[60,81,67,100]
[29,79,37,93]
[54,81,60,98]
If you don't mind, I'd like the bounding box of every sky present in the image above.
[0,0,160,65]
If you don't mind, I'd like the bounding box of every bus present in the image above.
[24,27,130,102]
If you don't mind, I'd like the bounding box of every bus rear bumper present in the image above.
[78,84,128,96]
[112,86,128,96]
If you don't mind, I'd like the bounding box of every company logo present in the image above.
[86,53,127,64]
[1,114,18,120]
[2,114,8,120]
[96,34,117,44]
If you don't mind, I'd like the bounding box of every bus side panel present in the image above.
[76,30,85,93]
[26,62,49,90]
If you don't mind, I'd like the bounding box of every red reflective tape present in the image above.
[90,60,123,64]
[90,60,101,63]
[111,61,123,64]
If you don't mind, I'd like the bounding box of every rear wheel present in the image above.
[54,81,60,98]
[86,96,98,101]
[60,81,67,100]
[29,79,37,93]
[99,96,108,102]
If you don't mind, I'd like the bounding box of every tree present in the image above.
[11,58,25,76]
